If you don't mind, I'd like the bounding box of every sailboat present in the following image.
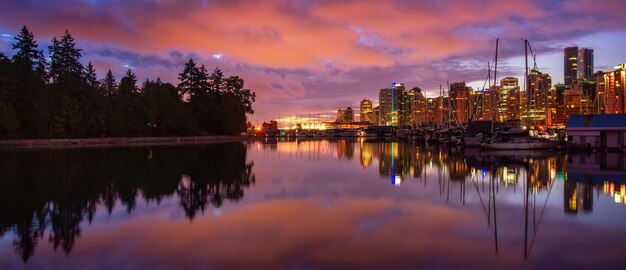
[482,39,558,150]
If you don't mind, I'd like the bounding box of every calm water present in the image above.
[1,140,626,269]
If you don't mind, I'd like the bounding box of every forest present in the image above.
[0,26,255,138]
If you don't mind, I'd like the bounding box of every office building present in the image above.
[499,77,521,121]
[408,87,426,126]
[564,46,578,85]
[448,82,472,123]
[360,99,374,123]
[578,48,594,80]
[336,107,354,123]
[379,83,405,126]
[522,69,552,127]
[596,63,626,114]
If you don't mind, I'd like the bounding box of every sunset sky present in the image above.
[1,0,626,123]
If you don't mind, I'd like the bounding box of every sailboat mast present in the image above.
[439,85,443,126]
[493,38,499,88]
[525,39,530,127]
[447,80,452,126]
[469,61,489,123]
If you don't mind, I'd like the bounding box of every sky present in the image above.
[1,0,626,124]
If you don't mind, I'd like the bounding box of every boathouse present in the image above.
[566,114,626,149]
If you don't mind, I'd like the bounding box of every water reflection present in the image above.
[1,139,625,268]
[251,138,626,259]
[0,143,254,262]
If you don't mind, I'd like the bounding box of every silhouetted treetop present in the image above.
[49,30,83,82]
[11,26,47,78]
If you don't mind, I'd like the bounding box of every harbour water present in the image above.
[1,139,625,269]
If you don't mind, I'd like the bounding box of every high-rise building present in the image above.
[554,84,570,125]
[498,77,521,121]
[360,99,373,123]
[344,107,354,122]
[595,63,626,114]
[379,83,405,126]
[336,109,346,123]
[395,84,410,126]
[449,82,472,123]
[379,88,393,125]
[523,69,552,127]
[336,107,354,123]
[564,88,583,119]
[475,87,498,121]
[593,71,607,114]
[372,106,380,125]
[426,97,447,124]
[564,46,578,85]
[578,48,594,80]
[572,79,597,115]
[408,87,426,126]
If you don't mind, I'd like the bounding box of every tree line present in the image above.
[0,26,255,138]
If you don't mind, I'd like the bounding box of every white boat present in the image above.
[482,138,558,150]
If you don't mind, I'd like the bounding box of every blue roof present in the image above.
[566,114,626,128]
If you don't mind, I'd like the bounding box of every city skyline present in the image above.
[1,0,626,123]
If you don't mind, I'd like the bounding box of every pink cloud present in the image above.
[1,0,626,122]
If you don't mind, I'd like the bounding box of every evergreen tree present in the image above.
[47,30,89,137]
[49,30,83,82]
[177,59,208,100]
[102,69,117,96]
[119,69,137,95]
[113,69,143,135]
[11,26,47,78]
[208,67,224,93]
[177,58,197,99]
[84,62,99,88]
[7,26,49,136]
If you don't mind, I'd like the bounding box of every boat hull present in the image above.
[482,141,558,150]
[463,137,483,147]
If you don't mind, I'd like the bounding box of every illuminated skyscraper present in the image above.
[578,48,594,80]
[408,87,426,125]
[379,83,405,126]
[449,82,471,123]
[499,77,521,121]
[476,87,498,121]
[596,63,626,114]
[360,99,373,123]
[379,88,393,125]
[523,69,552,126]
[564,46,578,85]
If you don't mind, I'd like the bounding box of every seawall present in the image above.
[0,136,245,149]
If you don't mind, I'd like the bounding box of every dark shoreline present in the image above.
[0,136,246,149]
